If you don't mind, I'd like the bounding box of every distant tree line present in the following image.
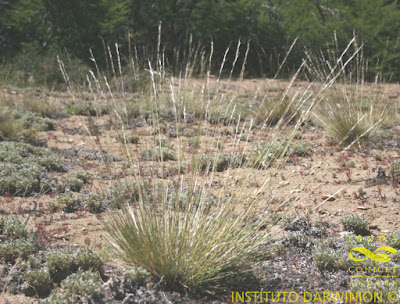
[0,0,399,83]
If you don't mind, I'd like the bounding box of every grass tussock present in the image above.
[54,35,368,294]
[315,94,387,148]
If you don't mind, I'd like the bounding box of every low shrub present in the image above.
[0,141,64,195]
[312,244,348,272]
[115,133,139,144]
[0,239,35,263]
[46,251,74,283]
[25,268,52,297]
[0,215,28,239]
[40,291,76,304]
[141,147,175,161]
[196,154,246,172]
[56,192,81,212]
[341,216,370,236]
[76,247,103,273]
[67,102,108,116]
[61,271,102,296]
[123,266,149,287]
[84,193,103,213]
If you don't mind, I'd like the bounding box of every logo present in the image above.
[349,246,397,263]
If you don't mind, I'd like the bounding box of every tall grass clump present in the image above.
[60,32,362,293]
[306,35,392,149]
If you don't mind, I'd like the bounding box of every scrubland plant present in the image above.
[60,271,102,296]
[46,250,74,283]
[25,268,52,297]
[306,36,392,149]
[341,215,370,236]
[312,243,349,272]
[59,34,364,292]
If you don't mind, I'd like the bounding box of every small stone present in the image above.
[321,195,336,201]
[369,224,379,230]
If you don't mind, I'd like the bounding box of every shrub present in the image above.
[0,141,64,195]
[22,97,65,118]
[391,159,400,185]
[291,141,313,157]
[40,291,76,304]
[103,181,140,208]
[0,239,35,263]
[61,271,102,296]
[115,133,139,144]
[389,231,400,250]
[124,266,149,287]
[76,247,103,273]
[65,177,84,192]
[141,147,175,161]
[84,193,103,213]
[285,231,313,249]
[0,216,28,239]
[25,268,51,297]
[67,102,108,116]
[341,216,370,236]
[0,110,53,143]
[66,170,92,192]
[248,140,289,169]
[56,192,80,212]
[12,111,54,132]
[69,170,93,184]
[312,244,348,272]
[196,154,246,172]
[46,251,74,283]
[0,120,24,141]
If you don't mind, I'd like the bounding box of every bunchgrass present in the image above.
[58,34,364,294]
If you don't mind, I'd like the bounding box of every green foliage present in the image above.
[389,231,400,250]
[115,133,139,144]
[141,146,176,161]
[1,0,400,81]
[75,247,103,273]
[67,102,108,116]
[46,251,74,283]
[0,239,35,263]
[25,268,52,297]
[391,159,400,184]
[103,181,140,208]
[61,271,102,296]
[312,243,348,272]
[105,181,271,291]
[248,140,290,168]
[196,153,246,172]
[123,266,149,287]
[65,170,92,192]
[316,96,384,147]
[84,193,103,213]
[341,216,370,236]
[0,216,28,239]
[56,192,80,213]
[39,291,76,304]
[255,97,300,126]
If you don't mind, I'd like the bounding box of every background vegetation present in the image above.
[1,0,399,86]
